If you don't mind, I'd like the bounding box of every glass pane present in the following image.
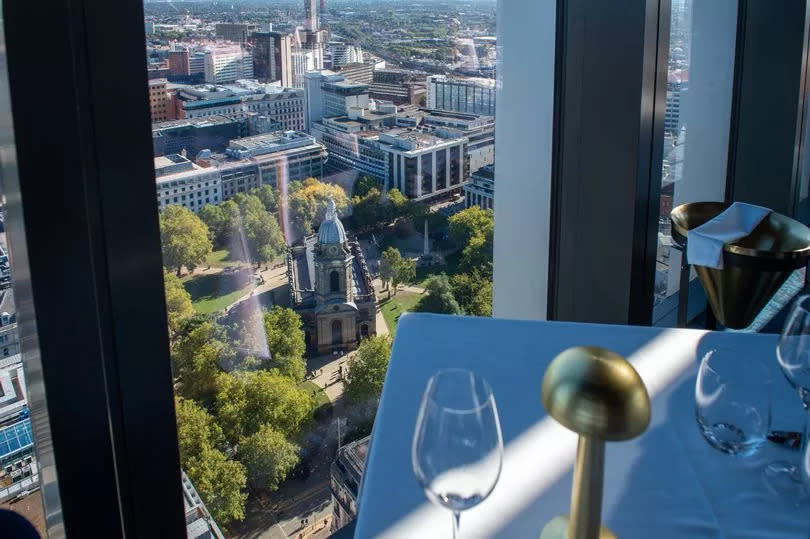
[0,5,61,535]
[653,0,737,323]
[145,0,496,536]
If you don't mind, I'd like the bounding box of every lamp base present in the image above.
[540,516,617,539]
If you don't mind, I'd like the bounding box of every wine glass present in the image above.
[412,369,503,538]
[695,348,771,456]
[767,294,810,497]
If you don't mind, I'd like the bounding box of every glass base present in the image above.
[763,461,808,506]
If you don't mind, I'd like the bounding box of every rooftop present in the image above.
[0,361,26,424]
[152,115,236,132]
[225,131,316,159]
[154,154,215,182]
[335,435,370,484]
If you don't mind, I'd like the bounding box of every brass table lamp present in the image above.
[540,346,651,539]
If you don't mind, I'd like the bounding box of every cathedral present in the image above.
[287,200,377,354]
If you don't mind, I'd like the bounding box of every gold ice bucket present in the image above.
[670,202,810,329]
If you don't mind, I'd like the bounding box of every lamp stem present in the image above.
[568,436,605,539]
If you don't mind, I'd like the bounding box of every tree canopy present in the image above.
[450,271,492,317]
[346,335,392,402]
[174,397,246,526]
[175,397,225,463]
[214,370,314,441]
[353,175,379,198]
[379,247,415,296]
[287,178,349,240]
[163,270,194,338]
[448,206,494,275]
[414,274,463,315]
[239,424,300,491]
[263,307,307,382]
[379,247,402,292]
[248,185,278,214]
[172,321,233,403]
[184,445,247,526]
[159,205,212,275]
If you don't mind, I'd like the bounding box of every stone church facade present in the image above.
[287,200,377,354]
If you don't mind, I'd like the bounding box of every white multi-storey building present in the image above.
[463,164,494,210]
[312,115,467,201]
[176,83,305,132]
[328,42,364,67]
[203,45,254,84]
[155,154,222,213]
[304,70,370,130]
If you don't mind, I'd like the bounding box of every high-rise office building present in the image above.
[250,32,293,85]
[203,45,254,84]
[304,71,369,130]
[148,78,174,122]
[304,0,318,32]
[426,75,496,116]
[215,23,259,44]
[168,48,190,77]
[328,42,364,67]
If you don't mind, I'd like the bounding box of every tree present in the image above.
[198,204,225,246]
[185,446,247,526]
[414,274,462,315]
[243,210,285,266]
[388,188,409,219]
[346,335,392,402]
[175,397,225,462]
[448,206,494,275]
[353,175,379,198]
[163,270,193,339]
[249,185,278,214]
[450,272,492,317]
[159,205,212,275]
[263,307,307,382]
[391,257,416,294]
[239,424,300,491]
[215,370,314,441]
[286,178,349,240]
[351,188,389,231]
[173,321,233,403]
[448,206,494,247]
[379,247,402,297]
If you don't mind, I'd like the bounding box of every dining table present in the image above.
[354,313,810,538]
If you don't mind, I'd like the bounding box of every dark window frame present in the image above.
[3,0,185,536]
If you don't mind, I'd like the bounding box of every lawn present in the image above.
[379,290,423,335]
[299,381,331,411]
[205,249,244,269]
[183,268,254,314]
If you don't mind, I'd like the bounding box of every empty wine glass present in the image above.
[766,294,810,497]
[695,348,771,456]
[412,369,503,538]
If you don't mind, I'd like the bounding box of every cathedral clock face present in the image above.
[329,246,338,256]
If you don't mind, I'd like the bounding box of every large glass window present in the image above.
[653,0,737,323]
[145,0,497,535]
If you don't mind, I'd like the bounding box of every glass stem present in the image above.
[799,408,810,486]
[452,511,461,539]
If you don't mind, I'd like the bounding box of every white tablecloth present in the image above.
[354,314,808,538]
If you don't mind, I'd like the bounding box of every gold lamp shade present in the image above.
[670,202,810,329]
[541,347,650,539]
[541,346,650,441]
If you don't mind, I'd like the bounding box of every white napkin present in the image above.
[686,202,770,269]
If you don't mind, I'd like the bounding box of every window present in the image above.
[330,270,340,292]
[652,0,737,324]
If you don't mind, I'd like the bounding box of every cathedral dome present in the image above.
[317,199,347,244]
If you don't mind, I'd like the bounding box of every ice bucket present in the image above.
[670,202,810,329]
